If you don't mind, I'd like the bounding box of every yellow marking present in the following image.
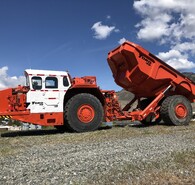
[0,115,12,118]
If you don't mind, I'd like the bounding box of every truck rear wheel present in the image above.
[160,95,192,126]
[64,93,103,132]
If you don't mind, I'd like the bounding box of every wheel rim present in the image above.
[77,104,95,123]
[175,104,187,119]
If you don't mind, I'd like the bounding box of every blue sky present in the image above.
[0,0,195,91]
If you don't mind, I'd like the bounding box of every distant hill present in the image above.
[117,89,134,109]
[183,72,195,82]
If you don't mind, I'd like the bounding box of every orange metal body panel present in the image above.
[107,41,195,102]
[0,86,29,113]
[11,112,64,126]
[71,76,98,88]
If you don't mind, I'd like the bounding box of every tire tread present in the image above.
[160,95,192,125]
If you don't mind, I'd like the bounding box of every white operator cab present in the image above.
[24,69,71,114]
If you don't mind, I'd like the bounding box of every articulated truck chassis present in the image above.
[0,41,194,132]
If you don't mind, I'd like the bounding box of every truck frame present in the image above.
[0,41,194,132]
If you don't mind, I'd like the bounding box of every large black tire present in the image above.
[64,93,103,132]
[160,95,192,126]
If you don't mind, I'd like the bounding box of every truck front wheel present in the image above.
[64,93,103,132]
[160,95,192,125]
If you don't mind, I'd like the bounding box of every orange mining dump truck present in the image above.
[0,41,194,132]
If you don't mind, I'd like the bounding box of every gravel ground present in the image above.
[0,122,195,185]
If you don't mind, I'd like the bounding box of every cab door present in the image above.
[44,76,60,109]
[27,76,45,113]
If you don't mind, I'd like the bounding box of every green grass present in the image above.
[84,150,195,185]
[172,150,195,168]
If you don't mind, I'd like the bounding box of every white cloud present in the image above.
[114,28,120,33]
[179,13,195,39]
[118,38,127,45]
[0,66,25,90]
[133,0,195,71]
[135,14,172,41]
[133,0,195,41]
[158,50,195,70]
[106,15,111,19]
[91,21,119,40]
[172,42,195,54]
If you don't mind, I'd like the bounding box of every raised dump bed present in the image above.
[108,41,195,102]
[107,41,195,125]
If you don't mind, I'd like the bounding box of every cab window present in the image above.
[45,77,58,88]
[32,77,42,90]
[63,76,69,87]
